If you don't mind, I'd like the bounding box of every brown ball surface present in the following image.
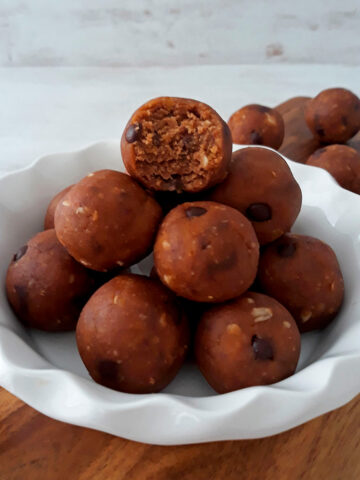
[55,169,162,272]
[305,88,360,144]
[307,144,360,194]
[121,97,232,193]
[210,147,302,245]
[44,185,74,230]
[258,233,344,332]
[76,274,189,393]
[154,201,259,303]
[195,292,300,393]
[6,229,97,331]
[228,104,285,149]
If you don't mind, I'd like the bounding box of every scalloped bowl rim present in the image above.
[0,139,359,445]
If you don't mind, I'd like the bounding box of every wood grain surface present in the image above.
[0,388,359,480]
[1,96,360,479]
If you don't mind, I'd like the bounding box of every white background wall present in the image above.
[0,0,359,67]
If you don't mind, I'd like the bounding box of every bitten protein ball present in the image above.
[228,104,285,149]
[195,292,300,393]
[121,97,232,193]
[258,233,344,332]
[76,274,189,393]
[44,184,74,230]
[305,88,360,144]
[307,144,360,194]
[154,201,259,302]
[6,229,97,331]
[210,147,302,245]
[55,170,162,271]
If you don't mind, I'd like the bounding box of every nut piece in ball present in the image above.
[305,88,360,144]
[210,147,302,245]
[228,104,285,150]
[76,274,189,393]
[154,201,259,303]
[121,97,232,193]
[258,233,344,332]
[307,144,360,194]
[6,229,97,331]
[55,169,162,271]
[195,292,300,393]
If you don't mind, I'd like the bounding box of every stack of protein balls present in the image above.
[228,87,360,194]
[6,96,345,395]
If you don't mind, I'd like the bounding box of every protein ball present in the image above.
[305,88,360,144]
[44,185,74,230]
[6,229,97,331]
[195,292,300,393]
[307,144,360,194]
[154,201,259,303]
[210,147,302,245]
[228,104,285,150]
[258,233,344,332]
[121,97,232,193]
[76,274,189,393]
[55,169,162,271]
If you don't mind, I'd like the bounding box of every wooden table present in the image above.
[1,388,359,479]
[1,96,360,479]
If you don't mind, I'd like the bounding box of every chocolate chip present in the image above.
[125,123,142,143]
[277,238,297,257]
[98,360,119,382]
[354,102,360,111]
[13,245,28,262]
[341,116,348,127]
[185,206,207,218]
[250,130,263,145]
[251,335,274,360]
[246,203,272,222]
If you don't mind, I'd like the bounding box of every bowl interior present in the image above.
[0,140,358,398]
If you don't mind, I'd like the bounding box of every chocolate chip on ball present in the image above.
[76,274,189,393]
[121,97,232,193]
[258,233,344,332]
[154,201,259,302]
[210,147,302,245]
[125,123,142,143]
[246,203,272,222]
[195,292,300,393]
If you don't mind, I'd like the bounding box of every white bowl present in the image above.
[0,140,360,445]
